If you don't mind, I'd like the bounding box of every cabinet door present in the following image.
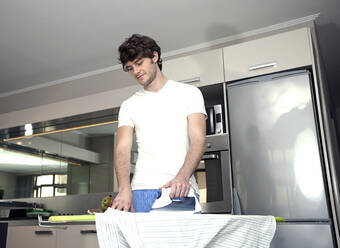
[223,28,312,81]
[7,226,57,248]
[162,49,224,87]
[56,224,99,248]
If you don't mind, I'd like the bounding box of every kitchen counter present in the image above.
[0,218,38,226]
[0,217,95,226]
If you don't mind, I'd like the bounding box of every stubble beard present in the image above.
[141,62,157,88]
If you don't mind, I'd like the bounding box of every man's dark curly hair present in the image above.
[118,34,162,71]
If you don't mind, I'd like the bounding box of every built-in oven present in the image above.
[194,134,232,213]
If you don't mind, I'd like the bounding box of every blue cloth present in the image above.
[132,190,161,212]
[132,189,199,213]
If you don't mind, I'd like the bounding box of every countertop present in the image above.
[0,217,95,226]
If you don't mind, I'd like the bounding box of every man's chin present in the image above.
[137,80,146,86]
[138,79,151,88]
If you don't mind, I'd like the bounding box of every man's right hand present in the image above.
[111,187,134,212]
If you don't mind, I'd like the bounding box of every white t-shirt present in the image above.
[118,80,206,193]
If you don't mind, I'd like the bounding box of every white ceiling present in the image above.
[0,0,339,97]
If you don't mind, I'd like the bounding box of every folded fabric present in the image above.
[132,189,161,212]
[95,208,276,248]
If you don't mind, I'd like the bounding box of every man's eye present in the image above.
[136,60,143,66]
[125,66,132,72]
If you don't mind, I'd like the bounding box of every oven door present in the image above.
[194,150,232,213]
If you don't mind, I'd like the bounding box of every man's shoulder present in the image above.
[168,80,200,92]
[122,89,144,104]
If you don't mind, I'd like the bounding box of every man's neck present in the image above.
[144,71,168,93]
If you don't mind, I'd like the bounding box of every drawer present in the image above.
[205,134,229,152]
[7,226,57,248]
[162,48,224,87]
[223,28,313,81]
[56,224,99,248]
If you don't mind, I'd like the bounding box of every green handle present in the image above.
[275,217,285,222]
[48,214,285,223]
[49,214,95,222]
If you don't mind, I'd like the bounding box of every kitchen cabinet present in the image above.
[7,224,99,248]
[162,48,224,87]
[223,27,313,81]
[7,225,57,248]
[56,224,99,248]
[0,223,8,248]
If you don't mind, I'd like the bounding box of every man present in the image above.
[112,34,206,213]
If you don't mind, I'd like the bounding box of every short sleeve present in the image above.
[118,100,135,128]
[186,86,207,117]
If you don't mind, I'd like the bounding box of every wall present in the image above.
[0,67,135,114]
[46,131,88,148]
[67,164,90,195]
[0,172,16,199]
[315,14,340,152]
[0,82,140,130]
[89,135,114,193]
[0,67,140,129]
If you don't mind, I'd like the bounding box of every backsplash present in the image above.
[0,192,117,216]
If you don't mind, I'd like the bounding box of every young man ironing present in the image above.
[112,34,206,212]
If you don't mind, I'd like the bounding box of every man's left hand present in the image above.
[160,176,190,199]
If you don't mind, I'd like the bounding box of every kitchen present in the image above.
[1,1,340,247]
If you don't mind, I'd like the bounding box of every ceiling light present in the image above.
[25,123,33,136]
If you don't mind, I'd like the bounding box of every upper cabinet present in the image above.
[162,49,224,87]
[223,28,313,81]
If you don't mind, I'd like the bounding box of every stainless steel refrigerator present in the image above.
[226,70,337,247]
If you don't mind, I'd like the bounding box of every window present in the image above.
[34,174,67,197]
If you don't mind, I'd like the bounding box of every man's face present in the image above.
[124,52,158,88]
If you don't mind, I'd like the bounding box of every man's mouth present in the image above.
[137,74,145,80]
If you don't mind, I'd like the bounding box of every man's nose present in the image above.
[132,66,140,75]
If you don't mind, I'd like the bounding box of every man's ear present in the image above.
[152,51,159,63]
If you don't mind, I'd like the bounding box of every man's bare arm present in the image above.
[160,113,206,198]
[112,126,134,211]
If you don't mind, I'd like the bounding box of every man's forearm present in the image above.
[176,137,205,180]
[114,149,131,191]
[177,113,206,181]
[113,150,134,211]
[112,126,134,211]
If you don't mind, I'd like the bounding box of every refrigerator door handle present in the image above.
[233,188,242,215]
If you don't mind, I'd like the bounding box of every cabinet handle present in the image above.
[248,62,277,71]
[179,77,200,84]
[80,229,97,234]
[35,230,54,235]
[202,154,219,160]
